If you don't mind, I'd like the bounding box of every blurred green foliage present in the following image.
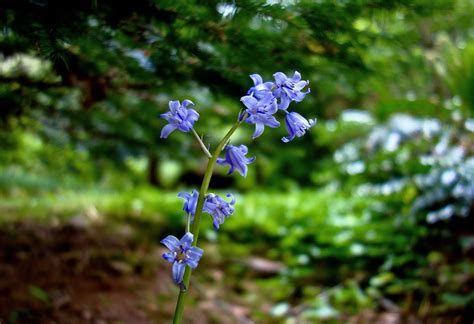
[1,0,474,321]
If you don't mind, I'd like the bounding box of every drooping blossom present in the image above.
[282,111,317,143]
[273,71,310,110]
[203,193,236,230]
[161,232,203,285]
[217,144,256,177]
[160,100,199,138]
[246,74,274,100]
[240,93,280,139]
[178,189,199,219]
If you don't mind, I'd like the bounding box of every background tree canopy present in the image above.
[0,0,473,322]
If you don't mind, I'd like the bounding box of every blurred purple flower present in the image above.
[217,144,256,177]
[160,100,199,138]
[240,93,280,139]
[203,193,236,230]
[282,111,317,143]
[161,232,203,285]
[273,71,310,110]
[246,74,274,100]
[178,189,199,219]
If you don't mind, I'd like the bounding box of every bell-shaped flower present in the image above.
[246,74,274,100]
[160,232,204,285]
[273,71,310,110]
[160,100,199,138]
[178,189,199,219]
[240,93,280,139]
[217,144,256,177]
[282,111,317,143]
[203,193,236,230]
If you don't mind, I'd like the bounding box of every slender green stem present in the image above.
[186,213,191,233]
[172,117,245,324]
[191,128,212,159]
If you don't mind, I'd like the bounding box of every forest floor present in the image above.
[0,221,244,324]
[0,220,467,324]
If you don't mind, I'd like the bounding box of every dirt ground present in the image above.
[0,221,238,324]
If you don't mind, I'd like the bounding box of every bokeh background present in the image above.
[1,0,473,322]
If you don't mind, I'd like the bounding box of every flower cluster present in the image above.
[159,71,315,288]
[179,189,236,230]
[241,71,315,142]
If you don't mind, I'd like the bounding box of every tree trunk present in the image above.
[148,153,160,187]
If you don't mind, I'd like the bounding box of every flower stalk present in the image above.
[159,71,314,323]
[172,116,244,324]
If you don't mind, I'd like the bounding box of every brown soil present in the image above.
[0,222,236,324]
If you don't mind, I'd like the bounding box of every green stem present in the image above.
[191,128,212,159]
[172,117,245,324]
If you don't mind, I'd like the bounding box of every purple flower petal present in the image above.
[160,235,180,251]
[172,262,186,284]
[252,122,265,139]
[180,232,194,248]
[250,74,263,85]
[162,252,176,263]
[160,124,178,139]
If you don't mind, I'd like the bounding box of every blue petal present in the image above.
[172,262,186,284]
[293,80,308,91]
[186,109,199,121]
[226,193,236,205]
[240,96,258,109]
[186,247,204,269]
[169,100,180,112]
[273,72,288,85]
[292,71,302,81]
[252,123,265,139]
[265,116,280,128]
[239,145,248,154]
[180,232,194,249]
[188,246,204,258]
[278,95,291,110]
[160,235,180,251]
[162,252,175,263]
[281,134,295,143]
[177,191,191,200]
[250,74,263,86]
[181,99,194,108]
[160,124,178,139]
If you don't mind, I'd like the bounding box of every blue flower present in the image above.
[282,111,317,143]
[161,232,203,285]
[246,74,274,100]
[178,189,199,219]
[203,193,236,230]
[160,100,199,138]
[240,93,280,139]
[217,145,256,177]
[273,71,310,110]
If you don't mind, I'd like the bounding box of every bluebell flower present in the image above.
[203,193,236,230]
[161,232,203,285]
[217,145,256,177]
[240,93,280,139]
[178,189,199,219]
[246,74,274,100]
[273,71,310,110]
[282,111,317,143]
[160,100,199,139]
